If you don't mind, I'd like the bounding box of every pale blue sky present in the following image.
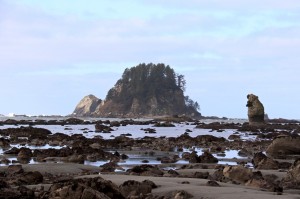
[1,0,300,118]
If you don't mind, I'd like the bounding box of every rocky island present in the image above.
[73,63,201,118]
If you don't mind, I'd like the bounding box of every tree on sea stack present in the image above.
[95,63,201,118]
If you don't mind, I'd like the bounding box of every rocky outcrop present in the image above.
[252,152,279,170]
[266,135,300,158]
[72,64,201,118]
[119,180,153,198]
[283,159,300,188]
[47,177,125,199]
[223,165,254,184]
[188,151,218,163]
[72,94,102,116]
[246,94,265,125]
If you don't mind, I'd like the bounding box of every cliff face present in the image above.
[72,95,102,116]
[96,89,191,118]
[73,63,201,118]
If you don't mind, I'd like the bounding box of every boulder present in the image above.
[199,151,218,163]
[223,165,253,184]
[188,151,198,163]
[48,177,124,199]
[188,151,218,163]
[128,165,164,176]
[7,165,24,175]
[100,162,123,172]
[160,155,178,163]
[18,171,43,185]
[246,94,265,125]
[0,186,34,199]
[119,180,152,198]
[17,147,32,163]
[252,152,279,170]
[193,171,209,179]
[95,123,113,133]
[0,137,10,149]
[282,159,300,189]
[206,180,220,187]
[0,127,51,140]
[64,154,85,164]
[266,135,300,158]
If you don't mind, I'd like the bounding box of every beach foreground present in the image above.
[0,163,299,199]
[1,117,300,198]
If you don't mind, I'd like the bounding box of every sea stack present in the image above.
[246,94,265,125]
[72,94,102,116]
[72,63,201,118]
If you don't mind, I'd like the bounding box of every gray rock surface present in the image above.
[72,95,102,116]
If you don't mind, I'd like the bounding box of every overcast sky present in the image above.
[1,0,300,119]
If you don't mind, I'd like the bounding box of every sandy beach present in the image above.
[1,162,299,199]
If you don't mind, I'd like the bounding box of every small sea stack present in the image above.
[246,94,265,125]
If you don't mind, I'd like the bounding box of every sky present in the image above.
[1,0,300,119]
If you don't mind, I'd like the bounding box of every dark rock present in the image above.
[246,94,265,125]
[129,165,164,176]
[48,177,124,199]
[7,165,24,175]
[154,122,175,127]
[195,135,226,143]
[199,151,218,163]
[0,137,10,149]
[0,127,51,140]
[65,117,85,124]
[252,152,279,170]
[282,159,300,188]
[0,158,10,165]
[167,169,179,177]
[160,155,178,163]
[228,134,241,140]
[143,128,157,134]
[119,180,152,198]
[206,180,220,187]
[95,123,113,133]
[0,186,34,199]
[100,162,121,172]
[18,171,43,185]
[142,180,157,188]
[17,147,32,163]
[266,135,300,158]
[0,179,9,189]
[188,151,198,163]
[193,171,209,179]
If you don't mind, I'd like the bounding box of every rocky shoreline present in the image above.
[1,117,300,198]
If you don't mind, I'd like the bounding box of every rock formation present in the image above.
[246,94,265,125]
[283,159,300,188]
[266,135,300,158]
[72,63,201,118]
[72,95,102,116]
